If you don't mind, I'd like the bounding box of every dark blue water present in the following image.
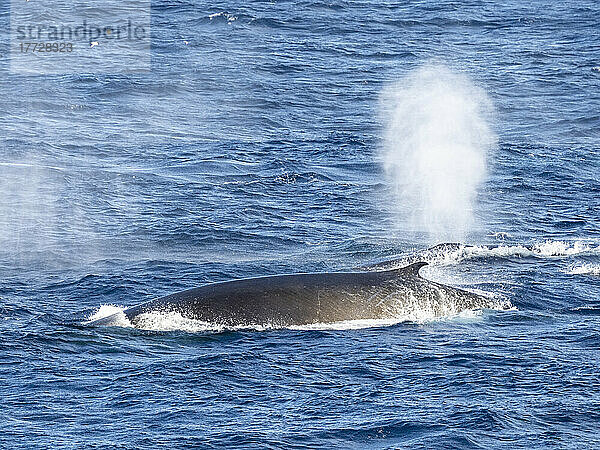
[1,0,600,447]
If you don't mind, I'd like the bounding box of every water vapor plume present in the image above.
[380,63,496,242]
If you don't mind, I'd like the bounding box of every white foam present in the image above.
[414,240,600,266]
[289,318,404,331]
[208,11,237,22]
[86,304,132,327]
[133,311,229,333]
[567,264,600,276]
[530,241,599,256]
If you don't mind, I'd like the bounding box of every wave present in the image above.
[208,11,237,23]
[367,240,600,270]
[446,240,600,263]
[567,264,600,276]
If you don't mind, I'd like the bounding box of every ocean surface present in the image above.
[1,0,600,448]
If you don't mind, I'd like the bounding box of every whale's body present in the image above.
[90,262,492,328]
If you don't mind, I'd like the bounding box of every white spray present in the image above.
[380,63,496,242]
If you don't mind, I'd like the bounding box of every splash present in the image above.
[451,241,600,263]
[374,240,600,269]
[86,304,132,327]
[380,63,496,242]
[568,264,600,276]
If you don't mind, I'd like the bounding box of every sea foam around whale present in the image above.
[389,240,600,267]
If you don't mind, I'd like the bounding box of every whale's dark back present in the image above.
[121,263,433,327]
[89,262,485,328]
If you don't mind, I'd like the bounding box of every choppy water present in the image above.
[1,0,600,448]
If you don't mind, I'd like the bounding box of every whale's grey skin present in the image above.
[90,261,490,328]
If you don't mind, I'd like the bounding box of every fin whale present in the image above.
[89,261,492,328]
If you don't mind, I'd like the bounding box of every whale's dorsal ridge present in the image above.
[394,261,428,278]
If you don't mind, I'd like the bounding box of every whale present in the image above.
[89,261,494,328]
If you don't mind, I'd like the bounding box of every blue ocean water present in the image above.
[1,0,600,447]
